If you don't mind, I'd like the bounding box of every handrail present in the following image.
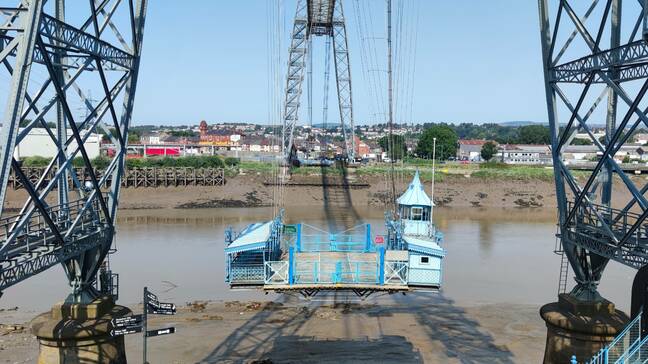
[587,312,642,364]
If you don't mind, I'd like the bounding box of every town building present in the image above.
[199,120,241,149]
[457,140,490,161]
[15,128,101,160]
[498,144,552,165]
[354,136,371,158]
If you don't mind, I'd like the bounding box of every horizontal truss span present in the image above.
[2,13,133,70]
[552,40,648,83]
[0,229,110,292]
[0,197,108,291]
[564,202,648,269]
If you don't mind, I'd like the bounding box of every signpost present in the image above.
[106,287,177,363]
[143,287,176,364]
[109,314,144,337]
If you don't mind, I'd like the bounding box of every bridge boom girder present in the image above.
[552,39,648,83]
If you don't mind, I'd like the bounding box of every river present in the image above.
[0,206,636,313]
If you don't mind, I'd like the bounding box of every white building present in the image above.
[14,128,101,160]
[499,145,552,165]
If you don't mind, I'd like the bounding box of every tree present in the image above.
[378,134,407,160]
[480,141,498,161]
[572,138,592,146]
[516,125,550,144]
[169,130,198,138]
[415,125,458,160]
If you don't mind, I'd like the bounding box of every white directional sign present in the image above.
[146,327,176,337]
[111,314,143,328]
[147,300,176,315]
[110,325,143,337]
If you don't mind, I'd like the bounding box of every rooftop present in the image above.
[397,170,433,207]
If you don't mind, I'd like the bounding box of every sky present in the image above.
[131,1,548,126]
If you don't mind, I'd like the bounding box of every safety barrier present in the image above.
[291,254,379,285]
[587,313,642,364]
[385,261,408,285]
[264,261,289,284]
[229,265,265,284]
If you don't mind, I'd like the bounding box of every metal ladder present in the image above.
[554,223,569,295]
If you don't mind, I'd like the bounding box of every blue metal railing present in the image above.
[299,235,372,253]
[229,265,265,283]
[586,313,642,364]
[295,223,374,253]
[288,254,380,285]
[225,211,284,285]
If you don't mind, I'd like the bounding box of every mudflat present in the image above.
[0,296,544,363]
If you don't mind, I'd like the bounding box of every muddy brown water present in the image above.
[0,206,636,314]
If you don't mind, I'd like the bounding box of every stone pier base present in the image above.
[540,294,629,364]
[30,296,131,364]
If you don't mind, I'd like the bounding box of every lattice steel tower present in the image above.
[0,0,147,302]
[538,0,648,302]
[282,0,356,163]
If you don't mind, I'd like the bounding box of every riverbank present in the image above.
[1,173,561,212]
[3,162,640,212]
[0,295,545,363]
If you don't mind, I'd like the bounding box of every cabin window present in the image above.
[411,207,423,221]
[400,206,410,219]
[420,256,430,264]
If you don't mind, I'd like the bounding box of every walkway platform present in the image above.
[225,219,444,297]
[224,172,446,298]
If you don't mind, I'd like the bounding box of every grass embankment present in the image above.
[236,159,561,182]
[22,155,240,169]
[471,162,555,181]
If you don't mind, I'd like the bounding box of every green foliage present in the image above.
[127,133,140,144]
[415,125,458,160]
[24,155,112,169]
[168,130,198,138]
[480,141,498,161]
[623,155,631,163]
[572,138,592,146]
[599,133,635,144]
[425,122,551,145]
[22,156,50,167]
[448,122,519,144]
[378,134,407,160]
[72,157,85,167]
[473,164,553,181]
[224,157,240,166]
[479,161,511,169]
[516,125,550,144]
[124,155,224,169]
[91,156,111,169]
[125,158,143,169]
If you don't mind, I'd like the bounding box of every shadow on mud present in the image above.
[321,161,361,233]
[198,294,514,363]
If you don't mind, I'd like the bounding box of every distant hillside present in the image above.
[311,122,341,129]
[497,121,544,127]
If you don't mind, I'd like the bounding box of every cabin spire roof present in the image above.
[397,170,433,207]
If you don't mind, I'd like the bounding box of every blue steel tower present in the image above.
[538,1,648,361]
[282,0,356,164]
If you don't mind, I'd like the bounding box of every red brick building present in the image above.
[199,120,240,147]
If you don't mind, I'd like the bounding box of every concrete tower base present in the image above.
[540,294,629,364]
[30,296,131,364]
